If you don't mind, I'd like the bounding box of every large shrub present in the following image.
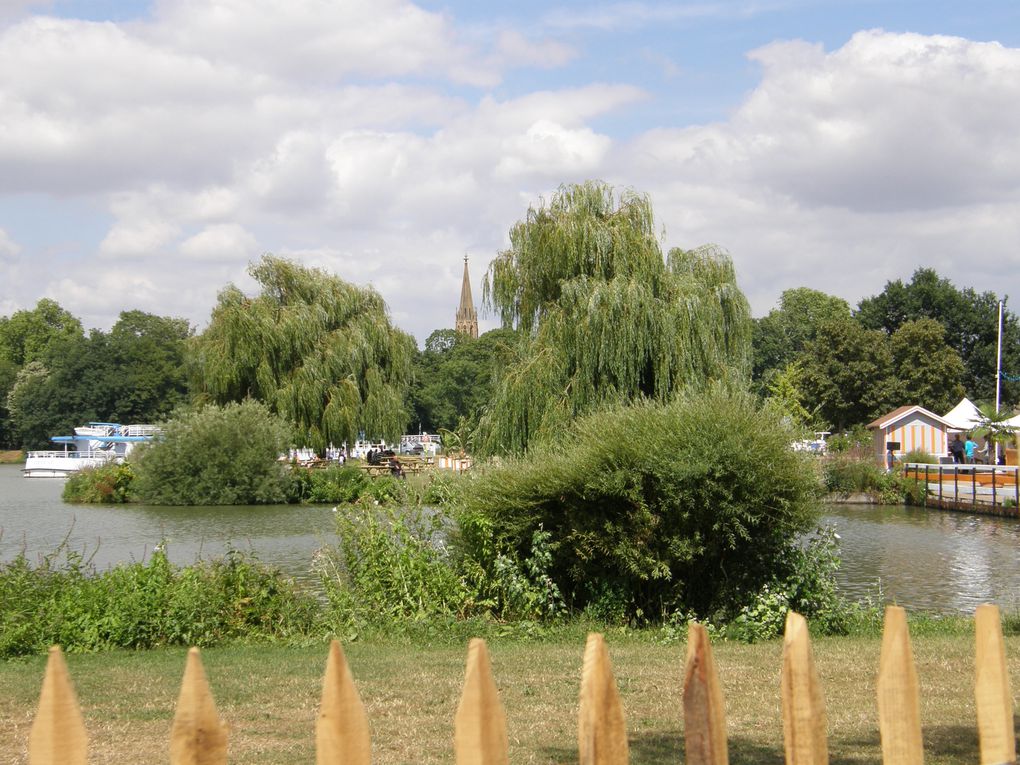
[455,387,823,620]
[62,462,135,503]
[132,400,293,505]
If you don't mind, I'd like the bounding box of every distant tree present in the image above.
[193,256,415,449]
[798,318,898,430]
[477,181,751,454]
[0,299,84,367]
[752,288,852,383]
[410,327,520,435]
[888,318,966,414]
[764,361,816,428]
[856,268,1020,404]
[107,310,192,422]
[0,356,18,448]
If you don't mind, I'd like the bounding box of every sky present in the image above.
[2,0,1019,343]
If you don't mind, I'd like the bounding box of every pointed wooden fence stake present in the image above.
[975,604,1016,765]
[316,640,371,765]
[781,612,828,765]
[578,633,629,765]
[170,647,227,765]
[877,605,923,765]
[683,622,729,765]
[28,646,87,765]
[454,638,509,765]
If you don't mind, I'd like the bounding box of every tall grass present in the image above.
[0,544,318,658]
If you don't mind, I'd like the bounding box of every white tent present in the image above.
[942,397,982,431]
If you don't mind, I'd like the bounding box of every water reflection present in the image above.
[822,504,1020,612]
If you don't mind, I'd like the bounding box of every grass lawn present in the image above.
[0,451,22,464]
[1,629,1015,764]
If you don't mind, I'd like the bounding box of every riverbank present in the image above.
[0,450,22,464]
[2,629,1012,764]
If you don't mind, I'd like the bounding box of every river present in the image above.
[3,464,1020,612]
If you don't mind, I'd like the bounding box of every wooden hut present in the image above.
[866,405,955,467]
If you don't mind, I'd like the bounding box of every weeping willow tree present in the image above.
[193,256,416,450]
[477,181,751,454]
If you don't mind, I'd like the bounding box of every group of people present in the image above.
[366,447,405,478]
[949,434,988,464]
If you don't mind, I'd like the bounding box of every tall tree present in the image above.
[477,181,751,454]
[798,317,899,431]
[888,318,966,415]
[0,299,84,366]
[410,327,520,435]
[752,287,851,383]
[193,256,415,449]
[855,268,1019,404]
[107,310,192,422]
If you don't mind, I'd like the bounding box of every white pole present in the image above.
[995,300,1003,464]
[996,300,1003,414]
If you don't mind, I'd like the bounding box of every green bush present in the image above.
[825,425,871,454]
[315,506,468,629]
[903,449,938,464]
[62,462,135,503]
[303,465,371,503]
[454,387,823,621]
[132,400,293,505]
[0,545,319,657]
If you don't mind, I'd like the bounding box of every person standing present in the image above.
[965,435,978,464]
[949,434,966,464]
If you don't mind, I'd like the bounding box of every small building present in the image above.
[866,405,956,466]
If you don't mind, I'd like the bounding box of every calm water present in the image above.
[3,464,1020,612]
[0,465,336,588]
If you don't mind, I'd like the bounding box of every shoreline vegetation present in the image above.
[0,449,22,464]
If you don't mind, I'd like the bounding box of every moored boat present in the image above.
[23,422,160,478]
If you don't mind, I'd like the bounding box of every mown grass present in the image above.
[0,450,23,465]
[2,629,1016,765]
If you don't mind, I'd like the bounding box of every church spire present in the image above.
[455,255,478,339]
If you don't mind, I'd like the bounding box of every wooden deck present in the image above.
[903,463,1020,515]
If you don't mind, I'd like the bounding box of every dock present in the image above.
[903,462,1020,516]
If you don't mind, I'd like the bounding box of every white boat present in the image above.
[23,422,160,478]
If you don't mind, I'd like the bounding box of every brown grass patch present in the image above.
[0,633,1014,764]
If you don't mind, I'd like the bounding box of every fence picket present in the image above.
[454,638,509,765]
[578,632,629,764]
[170,647,227,765]
[316,640,371,765]
[682,623,729,765]
[877,606,923,765]
[974,604,1015,765]
[781,611,828,765]
[28,646,87,765]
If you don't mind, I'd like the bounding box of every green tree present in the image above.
[856,268,1020,404]
[410,327,520,434]
[107,311,191,422]
[192,256,416,450]
[752,288,851,383]
[132,400,293,505]
[798,318,898,430]
[477,181,751,454]
[888,318,966,414]
[0,299,84,367]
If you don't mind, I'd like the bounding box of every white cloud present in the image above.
[2,4,1020,345]
[618,30,1020,313]
[0,227,20,260]
[179,223,258,262]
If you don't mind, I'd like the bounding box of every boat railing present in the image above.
[121,424,160,437]
[25,450,121,460]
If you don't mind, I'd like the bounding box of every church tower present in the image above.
[455,256,479,339]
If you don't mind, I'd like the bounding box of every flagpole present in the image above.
[996,300,1003,414]
[995,300,1003,464]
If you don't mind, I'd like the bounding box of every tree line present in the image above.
[1,181,1015,453]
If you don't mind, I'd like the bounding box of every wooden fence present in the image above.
[23,604,1015,764]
